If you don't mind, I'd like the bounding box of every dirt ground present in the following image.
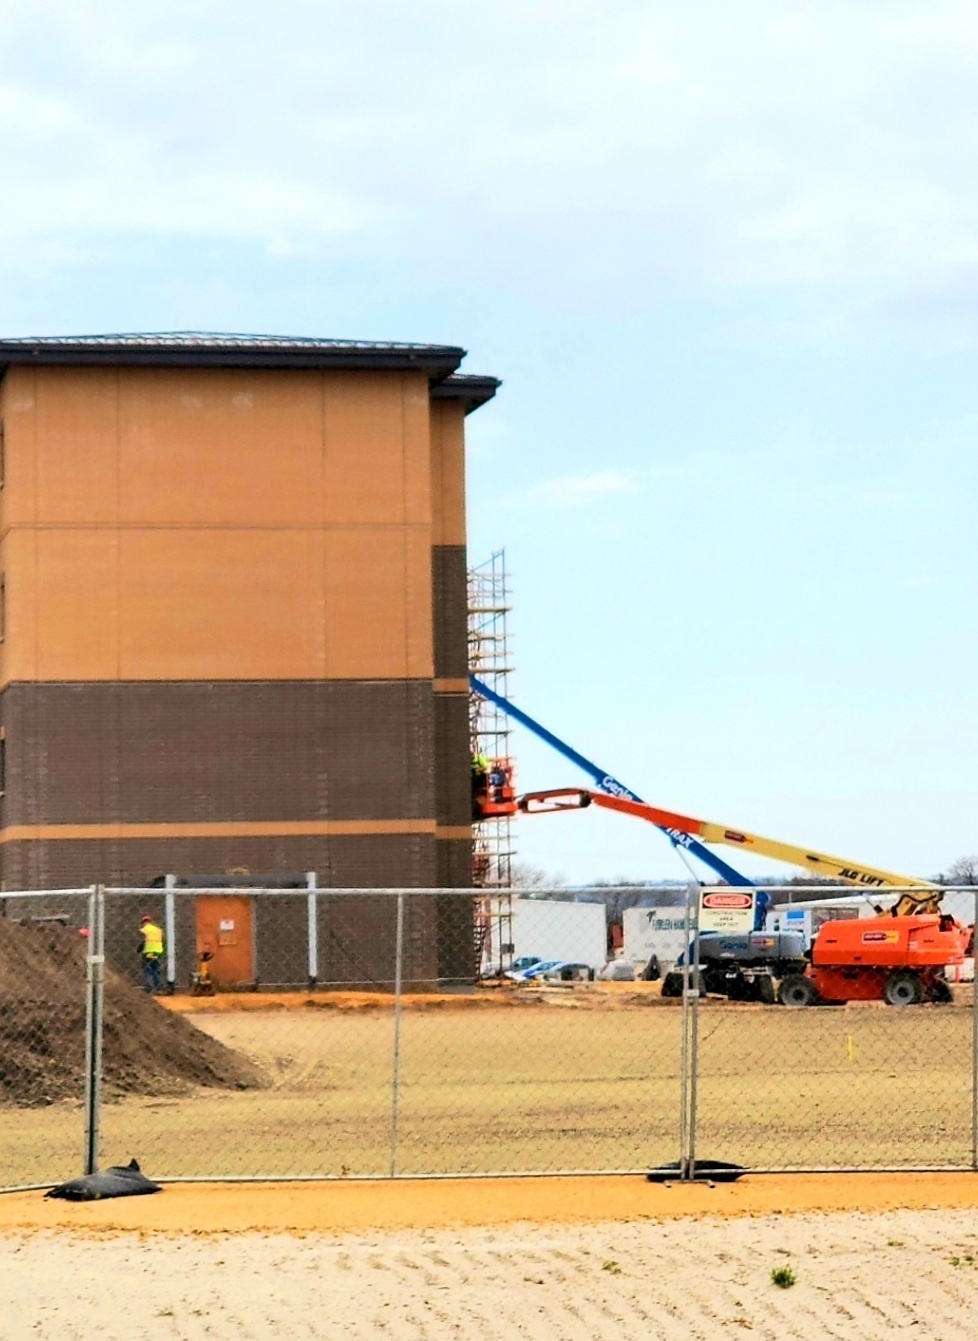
[5,989,974,1336]
[1,992,973,1188]
[0,921,260,1107]
[2,1178,978,1339]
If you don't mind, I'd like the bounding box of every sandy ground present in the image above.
[3,1202,978,1338]
[5,998,974,1188]
[1,1177,978,1338]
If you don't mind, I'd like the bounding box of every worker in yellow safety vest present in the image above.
[471,753,490,818]
[138,914,165,995]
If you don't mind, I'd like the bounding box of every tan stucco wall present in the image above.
[429,400,466,547]
[0,365,442,684]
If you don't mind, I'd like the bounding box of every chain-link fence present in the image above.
[0,888,97,1190]
[1,882,976,1189]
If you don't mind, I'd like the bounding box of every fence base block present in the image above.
[646,1160,748,1184]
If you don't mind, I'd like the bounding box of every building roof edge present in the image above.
[0,332,466,376]
[431,373,501,414]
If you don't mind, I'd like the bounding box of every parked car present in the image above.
[600,960,636,982]
[505,959,566,982]
[507,960,596,983]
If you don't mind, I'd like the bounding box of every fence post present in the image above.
[678,880,698,1180]
[389,889,405,1177]
[83,884,105,1176]
[164,873,177,994]
[965,885,971,1169]
[306,871,318,991]
[687,889,702,1180]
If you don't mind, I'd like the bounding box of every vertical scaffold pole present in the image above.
[390,890,405,1178]
[83,885,105,1176]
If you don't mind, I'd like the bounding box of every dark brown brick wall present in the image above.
[8,835,452,989]
[94,889,445,992]
[432,545,468,679]
[436,836,473,888]
[0,680,435,826]
[0,832,439,893]
[1,835,476,992]
[433,692,472,828]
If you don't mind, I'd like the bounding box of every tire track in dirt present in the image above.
[3,1208,978,1339]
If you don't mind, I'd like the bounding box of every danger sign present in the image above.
[702,892,753,909]
[699,887,756,933]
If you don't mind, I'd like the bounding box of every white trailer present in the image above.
[622,905,688,972]
[509,898,607,971]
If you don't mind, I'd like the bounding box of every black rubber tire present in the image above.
[756,975,776,1005]
[883,970,924,1007]
[778,974,818,1008]
[720,973,749,1002]
[662,969,705,997]
[928,977,953,1005]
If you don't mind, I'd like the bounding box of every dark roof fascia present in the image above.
[431,374,501,414]
[0,339,465,378]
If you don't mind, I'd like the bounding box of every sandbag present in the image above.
[45,1158,161,1201]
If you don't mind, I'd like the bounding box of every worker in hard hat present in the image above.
[471,752,490,818]
[138,914,165,994]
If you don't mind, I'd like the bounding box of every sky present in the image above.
[1,0,976,882]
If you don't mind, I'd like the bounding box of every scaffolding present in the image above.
[468,549,515,974]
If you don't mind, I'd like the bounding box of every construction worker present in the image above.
[138,914,165,994]
[471,752,490,817]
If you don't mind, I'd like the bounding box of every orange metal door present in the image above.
[195,896,254,987]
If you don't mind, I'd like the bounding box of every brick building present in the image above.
[0,333,498,985]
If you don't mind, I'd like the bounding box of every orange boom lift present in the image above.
[518,787,974,1006]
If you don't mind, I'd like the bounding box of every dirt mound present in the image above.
[0,920,264,1107]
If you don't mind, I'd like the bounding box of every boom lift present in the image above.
[470,679,964,1006]
[520,787,969,1006]
[779,915,969,1007]
[469,676,755,889]
[472,757,518,819]
[518,787,938,893]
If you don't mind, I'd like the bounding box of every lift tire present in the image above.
[777,974,818,1008]
[719,972,749,1002]
[756,975,776,1005]
[661,969,705,997]
[883,970,924,1007]
[929,978,954,1005]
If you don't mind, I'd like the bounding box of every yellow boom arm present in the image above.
[518,787,940,908]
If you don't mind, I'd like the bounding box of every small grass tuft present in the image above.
[602,1259,622,1275]
[770,1265,796,1289]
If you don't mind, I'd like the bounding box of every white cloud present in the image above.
[515,471,636,509]
[0,0,977,314]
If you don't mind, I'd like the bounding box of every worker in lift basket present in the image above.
[138,914,165,995]
[471,752,490,812]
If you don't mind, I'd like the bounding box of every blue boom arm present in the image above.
[469,675,753,888]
